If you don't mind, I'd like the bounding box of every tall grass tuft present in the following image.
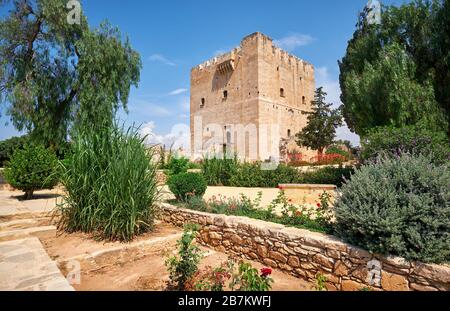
[56,124,160,241]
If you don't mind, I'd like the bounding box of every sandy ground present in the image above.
[71,248,312,291]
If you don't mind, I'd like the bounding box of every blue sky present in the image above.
[0,0,409,146]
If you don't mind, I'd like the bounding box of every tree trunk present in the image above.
[318,148,324,159]
[24,190,34,200]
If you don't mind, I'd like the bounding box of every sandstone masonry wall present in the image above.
[190,32,316,161]
[160,204,450,291]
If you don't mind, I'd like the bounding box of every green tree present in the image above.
[0,0,142,148]
[295,87,343,156]
[339,0,449,136]
[4,144,59,200]
[0,135,29,167]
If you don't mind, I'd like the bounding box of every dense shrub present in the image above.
[168,172,207,201]
[361,124,449,164]
[297,166,354,187]
[202,157,353,188]
[334,153,450,263]
[201,156,238,186]
[4,144,59,199]
[0,135,29,167]
[56,125,159,241]
[230,163,298,188]
[166,156,189,176]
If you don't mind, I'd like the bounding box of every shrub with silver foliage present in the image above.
[334,153,450,263]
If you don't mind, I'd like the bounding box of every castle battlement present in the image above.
[192,32,313,73]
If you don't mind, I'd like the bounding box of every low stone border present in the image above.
[159,203,450,291]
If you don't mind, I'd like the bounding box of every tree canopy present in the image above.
[0,0,142,148]
[339,0,449,136]
[295,87,343,155]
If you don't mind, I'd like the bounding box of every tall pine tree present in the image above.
[295,87,343,157]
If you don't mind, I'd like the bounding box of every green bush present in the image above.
[297,166,354,187]
[0,135,29,167]
[167,156,190,176]
[230,163,298,188]
[4,144,59,200]
[168,172,207,201]
[201,157,353,188]
[201,156,238,186]
[361,124,449,164]
[334,153,450,263]
[56,125,160,241]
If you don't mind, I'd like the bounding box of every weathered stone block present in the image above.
[263,258,278,268]
[341,280,365,291]
[313,254,334,269]
[288,256,300,268]
[256,245,268,258]
[412,263,450,284]
[334,260,350,277]
[381,271,409,291]
[269,251,287,264]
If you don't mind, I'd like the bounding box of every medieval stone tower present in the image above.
[190,32,316,161]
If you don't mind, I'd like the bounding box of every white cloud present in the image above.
[168,88,188,96]
[315,66,341,108]
[315,66,361,146]
[274,33,314,51]
[129,99,171,117]
[148,54,176,66]
[140,121,191,153]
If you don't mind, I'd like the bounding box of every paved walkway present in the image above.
[0,237,73,290]
[0,189,60,218]
[0,189,73,291]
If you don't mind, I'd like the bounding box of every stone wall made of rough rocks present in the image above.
[159,204,450,291]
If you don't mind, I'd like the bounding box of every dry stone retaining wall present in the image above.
[160,204,450,291]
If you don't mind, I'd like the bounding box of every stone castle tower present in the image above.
[190,32,316,161]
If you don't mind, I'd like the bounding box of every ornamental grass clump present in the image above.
[334,153,450,263]
[56,125,160,241]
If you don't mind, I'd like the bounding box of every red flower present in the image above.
[288,199,293,203]
[278,185,284,190]
[317,202,321,208]
[260,267,272,277]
